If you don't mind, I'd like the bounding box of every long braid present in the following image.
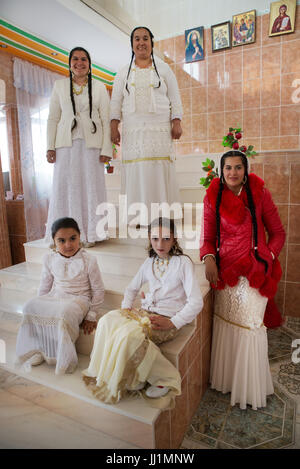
[125,51,135,94]
[69,69,77,131]
[69,46,96,133]
[88,70,96,133]
[126,26,161,94]
[244,181,268,273]
[218,150,268,273]
[215,181,224,269]
[151,51,161,89]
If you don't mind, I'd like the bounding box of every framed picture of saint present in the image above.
[211,21,231,52]
[269,1,296,36]
[185,27,204,63]
[232,10,256,47]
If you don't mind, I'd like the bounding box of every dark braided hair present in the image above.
[51,217,80,239]
[125,26,161,94]
[216,150,268,273]
[69,47,96,134]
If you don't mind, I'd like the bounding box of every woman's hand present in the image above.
[111,120,121,145]
[171,119,182,140]
[46,150,56,163]
[81,319,97,335]
[150,315,175,330]
[204,256,219,286]
[100,155,111,163]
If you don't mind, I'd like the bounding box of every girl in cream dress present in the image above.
[83,218,203,408]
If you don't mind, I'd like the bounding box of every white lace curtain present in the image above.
[13,58,62,241]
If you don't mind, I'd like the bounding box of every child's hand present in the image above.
[81,319,97,335]
[150,315,175,330]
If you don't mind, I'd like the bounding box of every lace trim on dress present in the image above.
[21,314,79,343]
[82,340,149,404]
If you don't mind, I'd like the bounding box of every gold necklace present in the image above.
[154,256,170,277]
[72,78,88,95]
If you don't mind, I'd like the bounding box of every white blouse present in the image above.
[71,83,87,140]
[38,249,105,321]
[110,59,183,122]
[121,255,203,329]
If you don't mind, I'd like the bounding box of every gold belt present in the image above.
[123,156,172,164]
[214,312,263,330]
[120,308,152,339]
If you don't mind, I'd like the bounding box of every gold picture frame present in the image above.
[232,10,256,47]
[269,0,296,36]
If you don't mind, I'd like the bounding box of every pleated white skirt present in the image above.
[210,277,274,410]
[45,139,108,243]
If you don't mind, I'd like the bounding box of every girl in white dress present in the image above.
[83,218,203,407]
[45,47,112,246]
[16,217,105,375]
[110,28,183,226]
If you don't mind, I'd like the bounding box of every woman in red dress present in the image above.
[200,150,285,410]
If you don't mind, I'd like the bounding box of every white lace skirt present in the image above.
[210,276,274,410]
[121,120,181,225]
[45,139,108,243]
[16,294,88,374]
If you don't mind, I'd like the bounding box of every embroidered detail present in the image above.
[120,308,152,339]
[214,312,263,330]
[123,156,172,164]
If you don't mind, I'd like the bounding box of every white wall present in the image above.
[119,0,300,39]
[0,0,132,71]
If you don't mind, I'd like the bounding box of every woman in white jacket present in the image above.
[110,27,183,226]
[45,47,112,247]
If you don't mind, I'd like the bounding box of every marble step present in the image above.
[103,206,203,242]
[106,170,209,188]
[106,154,221,176]
[106,186,206,205]
[0,325,161,448]
[23,239,208,285]
[0,263,142,310]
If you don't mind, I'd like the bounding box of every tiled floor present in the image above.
[182,318,300,450]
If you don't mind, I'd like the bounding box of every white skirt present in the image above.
[16,294,88,375]
[121,120,181,226]
[45,139,108,243]
[210,276,274,410]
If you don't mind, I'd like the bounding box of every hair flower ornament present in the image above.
[200,127,257,188]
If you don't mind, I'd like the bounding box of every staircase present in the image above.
[0,154,213,449]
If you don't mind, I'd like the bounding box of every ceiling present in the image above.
[82,0,279,40]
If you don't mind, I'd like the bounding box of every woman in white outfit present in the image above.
[110,27,183,226]
[45,47,112,246]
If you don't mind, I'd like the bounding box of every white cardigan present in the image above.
[121,255,203,329]
[110,59,183,121]
[47,78,112,156]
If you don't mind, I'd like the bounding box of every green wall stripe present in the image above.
[0,36,69,67]
[0,17,116,78]
[0,35,113,85]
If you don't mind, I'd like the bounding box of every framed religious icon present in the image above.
[232,10,256,47]
[269,1,296,36]
[185,27,204,63]
[211,21,231,52]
